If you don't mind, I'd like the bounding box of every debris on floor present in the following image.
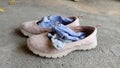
[9,0,16,5]
[0,8,5,12]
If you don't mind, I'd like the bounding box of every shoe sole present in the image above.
[27,38,97,58]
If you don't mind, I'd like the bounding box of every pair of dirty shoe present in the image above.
[20,15,97,58]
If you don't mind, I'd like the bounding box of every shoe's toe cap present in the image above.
[20,20,40,33]
[27,33,55,53]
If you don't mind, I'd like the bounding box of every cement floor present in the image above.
[0,0,120,68]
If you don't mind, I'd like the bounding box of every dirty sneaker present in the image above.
[20,15,80,36]
[27,26,97,58]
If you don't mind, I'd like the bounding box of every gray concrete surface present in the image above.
[63,0,120,15]
[0,0,120,68]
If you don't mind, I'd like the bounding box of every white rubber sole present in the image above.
[27,38,97,58]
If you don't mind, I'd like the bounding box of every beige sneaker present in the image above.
[20,16,80,36]
[27,26,97,58]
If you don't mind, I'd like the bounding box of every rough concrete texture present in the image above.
[0,0,120,68]
[63,0,120,15]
